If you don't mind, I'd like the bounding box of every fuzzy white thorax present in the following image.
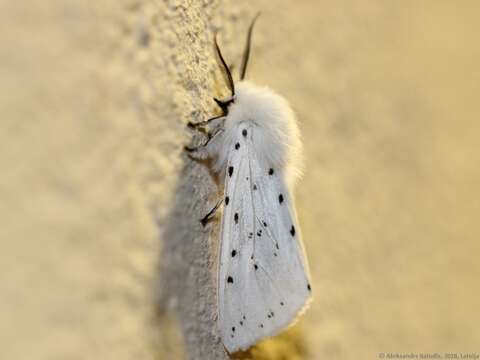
[209,81,303,189]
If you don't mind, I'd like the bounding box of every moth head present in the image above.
[213,13,260,115]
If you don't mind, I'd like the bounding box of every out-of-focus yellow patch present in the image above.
[233,324,308,360]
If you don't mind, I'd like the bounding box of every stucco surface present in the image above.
[1,1,479,359]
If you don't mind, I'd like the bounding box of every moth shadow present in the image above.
[153,149,227,357]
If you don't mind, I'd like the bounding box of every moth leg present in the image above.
[200,198,223,227]
[185,127,224,154]
[187,115,225,129]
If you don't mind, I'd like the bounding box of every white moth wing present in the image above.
[218,125,312,353]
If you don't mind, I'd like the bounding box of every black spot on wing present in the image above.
[235,142,240,150]
[225,196,229,205]
[307,283,311,291]
[278,194,284,204]
[234,213,238,224]
[268,168,274,175]
[227,276,233,283]
[290,225,296,236]
[254,264,258,271]
[228,166,234,177]
[242,129,247,137]
[231,249,236,257]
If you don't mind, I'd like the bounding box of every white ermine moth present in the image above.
[186,14,312,353]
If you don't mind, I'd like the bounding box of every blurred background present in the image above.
[1,1,479,359]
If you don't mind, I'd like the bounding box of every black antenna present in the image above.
[214,33,235,97]
[239,13,261,81]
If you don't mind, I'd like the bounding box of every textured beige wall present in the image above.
[1,1,479,359]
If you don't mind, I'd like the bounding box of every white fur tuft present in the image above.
[208,81,303,190]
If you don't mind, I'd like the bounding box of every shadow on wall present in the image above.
[154,150,221,358]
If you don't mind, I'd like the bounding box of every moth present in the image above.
[186,15,312,353]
